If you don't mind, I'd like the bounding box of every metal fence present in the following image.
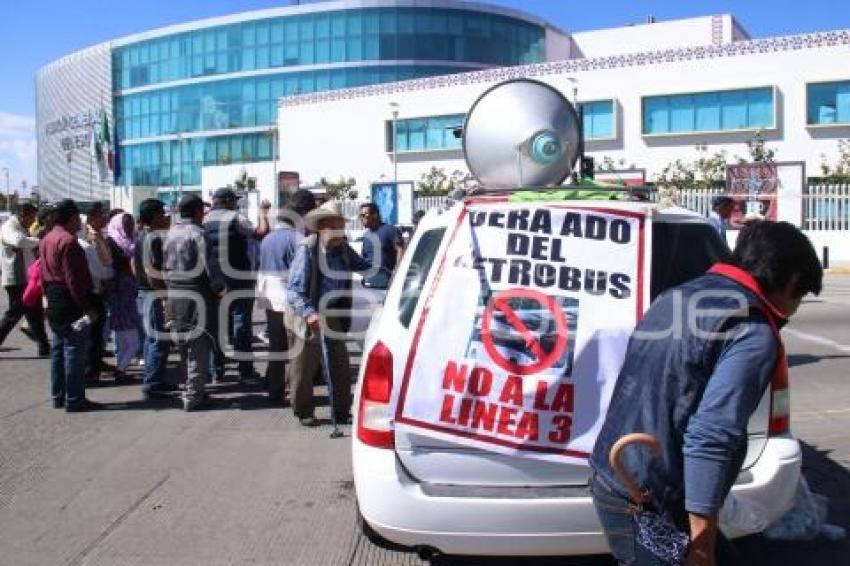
[804,183,850,231]
[676,188,724,218]
[340,195,448,232]
[413,195,447,212]
[339,184,850,232]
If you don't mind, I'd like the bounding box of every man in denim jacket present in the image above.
[590,221,822,565]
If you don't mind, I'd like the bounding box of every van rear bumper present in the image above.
[722,435,802,538]
[355,440,607,556]
[353,436,801,556]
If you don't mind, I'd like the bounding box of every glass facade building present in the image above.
[111,3,550,188]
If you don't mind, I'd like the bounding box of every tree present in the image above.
[654,144,728,190]
[597,155,636,172]
[738,130,777,164]
[818,139,850,182]
[320,176,358,200]
[416,166,467,196]
[234,168,256,191]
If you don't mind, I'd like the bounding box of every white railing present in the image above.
[339,199,365,233]
[675,188,725,217]
[413,195,447,212]
[339,195,449,232]
[339,185,850,232]
[804,184,850,231]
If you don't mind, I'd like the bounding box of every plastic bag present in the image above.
[634,510,690,565]
[719,491,772,536]
[763,477,847,541]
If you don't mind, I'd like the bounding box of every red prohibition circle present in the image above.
[480,288,568,376]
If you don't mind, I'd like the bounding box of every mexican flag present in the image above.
[90,122,102,164]
[96,111,113,182]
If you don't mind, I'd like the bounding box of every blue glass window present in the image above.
[579,100,615,140]
[644,98,669,134]
[807,81,850,125]
[694,93,720,131]
[720,91,748,130]
[391,113,464,152]
[642,87,775,134]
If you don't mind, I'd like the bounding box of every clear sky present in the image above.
[1,0,848,190]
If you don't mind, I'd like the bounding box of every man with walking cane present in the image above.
[589,221,822,565]
[286,201,371,428]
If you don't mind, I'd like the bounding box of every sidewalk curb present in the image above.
[825,267,850,275]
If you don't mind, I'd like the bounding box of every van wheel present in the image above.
[356,506,406,551]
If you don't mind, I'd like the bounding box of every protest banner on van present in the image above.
[394,202,650,464]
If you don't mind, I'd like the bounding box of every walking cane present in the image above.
[609,433,690,565]
[317,325,344,439]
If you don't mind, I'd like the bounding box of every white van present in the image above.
[351,195,801,559]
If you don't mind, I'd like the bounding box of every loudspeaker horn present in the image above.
[462,78,581,190]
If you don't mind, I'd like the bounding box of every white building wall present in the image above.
[545,27,573,61]
[201,162,279,204]
[36,42,113,203]
[278,28,850,199]
[570,15,731,58]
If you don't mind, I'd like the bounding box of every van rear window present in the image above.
[651,222,732,300]
[398,228,446,328]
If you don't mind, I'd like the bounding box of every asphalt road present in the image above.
[0,276,847,565]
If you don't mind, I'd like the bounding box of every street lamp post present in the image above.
[390,102,400,185]
[566,78,583,180]
[65,149,73,199]
[270,125,279,210]
[1,168,9,211]
[176,133,183,202]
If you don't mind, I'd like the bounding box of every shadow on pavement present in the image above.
[787,353,850,368]
[733,441,850,565]
[361,441,849,566]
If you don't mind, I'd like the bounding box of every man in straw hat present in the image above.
[286,200,371,427]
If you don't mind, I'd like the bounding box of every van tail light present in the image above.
[357,341,394,449]
[768,369,790,436]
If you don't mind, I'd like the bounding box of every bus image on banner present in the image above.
[465,295,579,378]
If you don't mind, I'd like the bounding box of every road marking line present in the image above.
[783,328,850,353]
[794,407,850,419]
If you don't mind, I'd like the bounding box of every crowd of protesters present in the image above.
[0,190,403,418]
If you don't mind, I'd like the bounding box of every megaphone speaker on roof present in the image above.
[462,78,581,190]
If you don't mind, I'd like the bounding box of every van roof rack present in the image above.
[457,179,654,202]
